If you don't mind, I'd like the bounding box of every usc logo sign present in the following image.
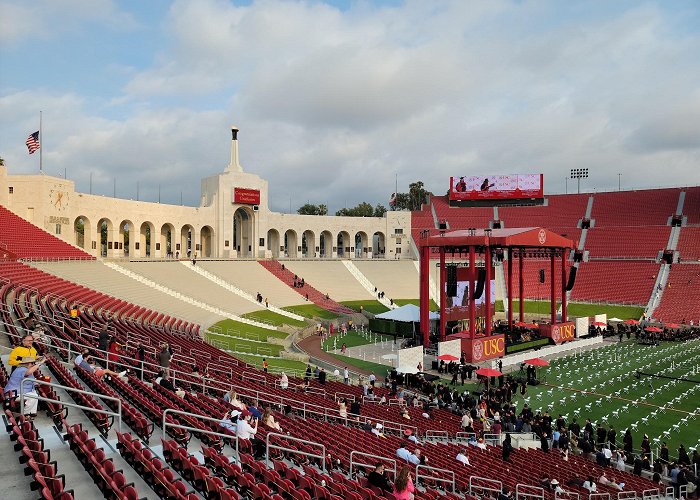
[473,336,505,360]
[559,323,575,341]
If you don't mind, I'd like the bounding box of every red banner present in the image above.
[449,174,543,201]
[233,188,260,205]
[446,333,505,362]
[539,322,576,344]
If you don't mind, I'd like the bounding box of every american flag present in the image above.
[26,131,40,154]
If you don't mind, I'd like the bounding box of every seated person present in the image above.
[396,444,420,465]
[262,407,282,432]
[224,390,247,410]
[598,473,624,491]
[73,348,90,367]
[455,449,471,466]
[549,479,565,494]
[81,355,128,380]
[219,410,240,432]
[154,371,186,398]
[367,463,393,493]
[582,476,597,492]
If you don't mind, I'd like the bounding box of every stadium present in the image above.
[1,126,699,500]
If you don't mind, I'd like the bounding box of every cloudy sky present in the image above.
[1,0,699,212]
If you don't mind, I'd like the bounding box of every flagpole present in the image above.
[39,111,43,173]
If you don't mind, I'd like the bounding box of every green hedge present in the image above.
[506,338,550,354]
[368,318,414,337]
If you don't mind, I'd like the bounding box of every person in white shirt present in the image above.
[219,410,240,432]
[280,372,288,389]
[456,449,471,466]
[599,473,624,491]
[550,479,565,494]
[369,373,376,386]
[582,476,597,492]
[343,367,349,384]
[461,412,473,429]
[616,452,626,471]
[396,445,420,465]
[235,411,258,440]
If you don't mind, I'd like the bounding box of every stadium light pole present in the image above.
[565,176,568,194]
[570,168,588,194]
[618,173,621,191]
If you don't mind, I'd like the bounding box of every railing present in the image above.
[424,430,449,442]
[641,489,660,500]
[349,451,396,479]
[162,408,239,456]
[556,491,580,500]
[516,483,545,500]
[416,464,455,493]
[455,431,478,442]
[589,493,611,500]
[617,492,637,500]
[19,377,122,433]
[483,433,503,446]
[242,371,266,385]
[265,432,325,471]
[470,475,502,497]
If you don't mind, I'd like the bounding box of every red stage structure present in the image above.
[418,227,575,348]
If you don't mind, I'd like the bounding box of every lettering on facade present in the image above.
[48,216,70,225]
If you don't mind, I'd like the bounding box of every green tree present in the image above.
[0,157,4,166]
[373,204,387,217]
[390,181,431,211]
[297,203,328,215]
[336,202,375,217]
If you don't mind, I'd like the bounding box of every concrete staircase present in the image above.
[104,261,275,329]
[181,261,304,322]
[342,261,393,309]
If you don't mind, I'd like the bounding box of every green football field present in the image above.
[511,338,700,458]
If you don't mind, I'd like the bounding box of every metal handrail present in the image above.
[617,492,637,500]
[19,377,122,433]
[349,451,396,479]
[516,483,545,500]
[416,464,455,493]
[589,493,611,500]
[556,491,580,500]
[470,475,502,497]
[265,432,325,472]
[425,430,449,442]
[162,408,239,457]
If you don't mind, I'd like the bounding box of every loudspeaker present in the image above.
[439,221,447,230]
[566,266,578,291]
[473,268,486,300]
[447,266,457,297]
[539,269,545,283]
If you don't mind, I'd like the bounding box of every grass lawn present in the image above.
[340,300,389,315]
[322,331,394,351]
[231,354,308,374]
[393,298,439,310]
[326,353,392,376]
[210,319,288,341]
[495,300,644,319]
[514,339,700,456]
[242,309,307,328]
[204,332,284,357]
[282,304,339,320]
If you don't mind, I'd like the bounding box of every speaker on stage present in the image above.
[539,269,545,283]
[473,268,486,300]
[566,266,578,291]
[447,266,457,297]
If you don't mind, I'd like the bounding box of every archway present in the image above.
[97,218,114,257]
[233,207,253,258]
[267,229,280,258]
[74,216,92,251]
[200,226,214,258]
[319,230,333,258]
[355,231,368,258]
[160,223,175,258]
[302,230,315,258]
[180,224,195,258]
[373,231,386,258]
[118,219,135,257]
[337,231,350,258]
[140,221,155,258]
[284,229,298,258]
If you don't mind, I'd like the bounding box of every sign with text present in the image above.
[449,174,544,201]
[539,322,576,344]
[233,188,260,205]
[446,332,505,362]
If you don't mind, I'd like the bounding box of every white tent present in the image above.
[375,304,439,322]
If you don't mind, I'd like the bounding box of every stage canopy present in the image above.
[376,304,439,322]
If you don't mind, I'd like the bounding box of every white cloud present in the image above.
[3,0,700,214]
[0,0,138,44]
